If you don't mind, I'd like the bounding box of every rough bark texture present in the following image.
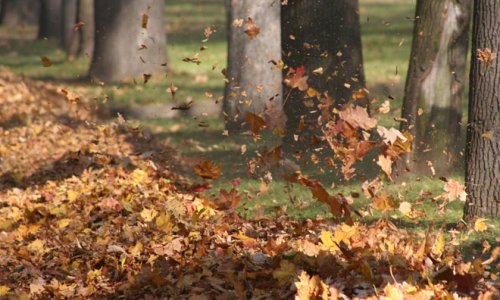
[38,0,62,40]
[464,0,499,219]
[223,0,282,130]
[89,0,168,83]
[400,0,472,177]
[66,0,95,60]
[0,0,39,26]
[281,0,365,156]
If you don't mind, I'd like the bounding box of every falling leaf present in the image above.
[286,66,309,91]
[194,159,222,180]
[444,179,466,201]
[245,112,266,134]
[40,56,52,67]
[244,17,260,39]
[377,155,392,178]
[232,18,244,27]
[477,48,497,66]
[339,105,378,130]
[432,228,445,257]
[352,88,369,100]
[143,73,152,84]
[312,67,324,75]
[73,21,85,31]
[379,100,391,114]
[142,14,149,29]
[474,218,488,232]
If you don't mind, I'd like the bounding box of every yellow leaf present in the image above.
[67,190,79,202]
[129,241,143,257]
[131,169,149,186]
[0,286,10,296]
[140,208,158,222]
[272,260,295,286]
[377,154,392,178]
[383,283,404,300]
[155,212,174,233]
[86,268,102,282]
[432,228,445,257]
[57,218,71,229]
[474,218,488,232]
[28,239,45,253]
[306,87,320,99]
[398,201,412,217]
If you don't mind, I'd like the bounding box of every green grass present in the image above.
[1,0,498,258]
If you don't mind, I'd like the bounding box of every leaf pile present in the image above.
[0,70,498,299]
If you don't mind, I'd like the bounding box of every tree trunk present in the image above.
[89,0,168,84]
[281,0,366,156]
[399,0,472,177]
[38,0,62,40]
[0,0,39,26]
[65,0,94,60]
[463,0,499,219]
[223,0,282,131]
[62,0,78,52]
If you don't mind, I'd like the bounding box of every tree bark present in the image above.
[62,0,78,52]
[38,0,62,40]
[399,0,472,177]
[281,0,366,156]
[0,0,39,26]
[223,0,282,131]
[65,0,94,60]
[463,0,499,219]
[89,0,168,84]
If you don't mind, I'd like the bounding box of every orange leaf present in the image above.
[245,112,266,134]
[40,56,52,67]
[194,159,222,180]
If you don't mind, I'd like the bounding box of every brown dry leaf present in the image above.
[477,48,497,66]
[379,100,391,114]
[40,56,52,67]
[73,21,85,31]
[194,159,222,180]
[245,112,266,134]
[143,73,152,84]
[444,179,466,201]
[142,13,149,29]
[244,17,260,39]
[312,67,324,75]
[272,260,295,286]
[339,105,378,130]
[294,271,325,300]
[351,88,369,100]
[377,154,392,178]
[218,188,242,209]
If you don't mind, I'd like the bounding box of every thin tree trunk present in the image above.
[89,0,168,83]
[281,0,365,157]
[399,0,472,177]
[463,0,499,219]
[38,0,62,40]
[223,0,282,131]
[0,0,39,26]
[65,0,94,60]
[62,0,78,53]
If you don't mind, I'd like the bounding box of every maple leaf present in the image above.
[339,105,378,130]
[194,159,222,180]
[245,112,267,134]
[244,17,260,39]
[286,66,309,91]
[443,179,467,201]
[217,188,242,209]
[477,48,497,67]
